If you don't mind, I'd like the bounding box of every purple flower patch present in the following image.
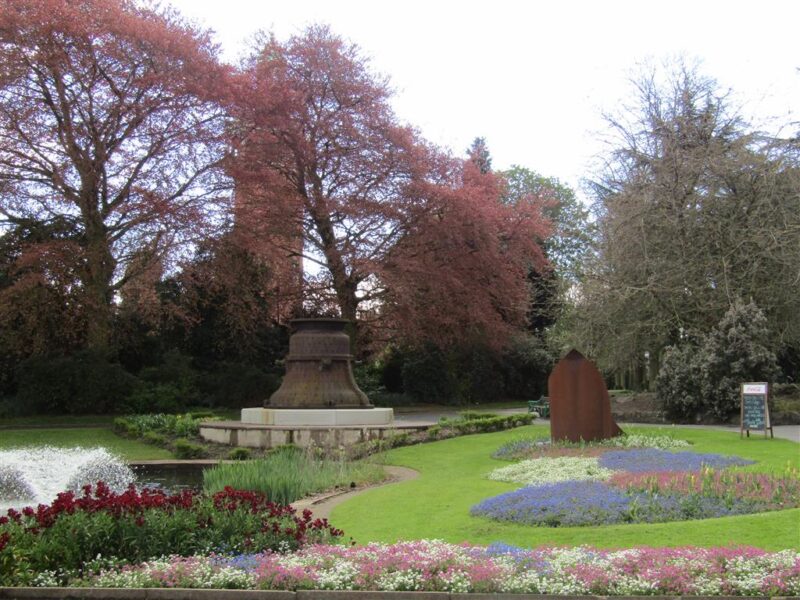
[470,480,758,527]
[472,480,633,527]
[598,449,754,472]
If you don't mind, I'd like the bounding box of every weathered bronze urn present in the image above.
[266,319,373,409]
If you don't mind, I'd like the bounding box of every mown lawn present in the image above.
[331,424,800,550]
[0,427,173,460]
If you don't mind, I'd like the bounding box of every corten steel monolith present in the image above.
[266,318,373,409]
[548,349,623,443]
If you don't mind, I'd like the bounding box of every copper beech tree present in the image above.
[231,26,550,348]
[0,0,231,352]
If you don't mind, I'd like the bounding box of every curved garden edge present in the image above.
[0,587,800,600]
[291,465,419,520]
[0,588,798,600]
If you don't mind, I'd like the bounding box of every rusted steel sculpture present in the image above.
[266,318,373,409]
[548,349,623,443]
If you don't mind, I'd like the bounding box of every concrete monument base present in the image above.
[198,407,404,450]
[240,407,394,426]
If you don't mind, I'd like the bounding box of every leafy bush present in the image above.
[142,431,167,446]
[173,438,207,459]
[370,337,554,405]
[15,351,139,414]
[657,341,705,420]
[227,448,251,461]
[198,362,280,408]
[658,301,781,421]
[400,345,456,403]
[699,300,780,419]
[498,333,555,399]
[0,483,344,586]
[122,382,187,414]
[114,413,205,438]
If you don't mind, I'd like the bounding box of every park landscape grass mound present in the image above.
[330,424,800,550]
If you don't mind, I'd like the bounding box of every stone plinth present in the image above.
[241,407,393,426]
[199,418,419,451]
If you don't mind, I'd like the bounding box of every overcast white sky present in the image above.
[168,0,799,199]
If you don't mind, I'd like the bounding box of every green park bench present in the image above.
[527,395,550,418]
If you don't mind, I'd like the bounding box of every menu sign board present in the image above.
[740,382,772,438]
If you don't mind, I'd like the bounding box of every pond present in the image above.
[131,462,207,493]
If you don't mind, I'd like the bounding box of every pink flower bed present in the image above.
[85,540,800,595]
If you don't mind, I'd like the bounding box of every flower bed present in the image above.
[488,456,614,485]
[493,434,691,460]
[471,480,761,526]
[0,483,343,586]
[68,540,800,595]
[598,448,754,472]
[475,447,795,527]
[609,466,800,509]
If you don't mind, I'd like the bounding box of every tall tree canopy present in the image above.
[231,26,549,348]
[502,166,592,338]
[575,62,800,377]
[0,0,231,351]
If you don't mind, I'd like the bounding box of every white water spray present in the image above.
[0,447,134,510]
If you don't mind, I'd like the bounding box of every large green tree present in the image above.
[575,62,800,382]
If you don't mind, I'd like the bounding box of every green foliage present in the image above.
[379,339,554,405]
[14,351,139,415]
[400,345,456,403]
[657,342,705,421]
[173,438,207,459]
[502,166,593,282]
[227,447,251,461]
[576,63,800,379]
[659,301,781,421]
[122,383,186,414]
[499,334,555,399]
[352,358,414,407]
[114,413,205,438]
[142,431,167,446]
[203,446,385,505]
[124,350,198,413]
[699,300,781,419]
[198,362,280,408]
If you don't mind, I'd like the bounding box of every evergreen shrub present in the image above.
[658,301,780,421]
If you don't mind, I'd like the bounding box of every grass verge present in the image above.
[330,424,800,550]
[0,427,173,460]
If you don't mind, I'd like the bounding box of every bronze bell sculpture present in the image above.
[266,318,373,409]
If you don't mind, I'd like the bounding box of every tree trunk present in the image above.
[82,225,117,355]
